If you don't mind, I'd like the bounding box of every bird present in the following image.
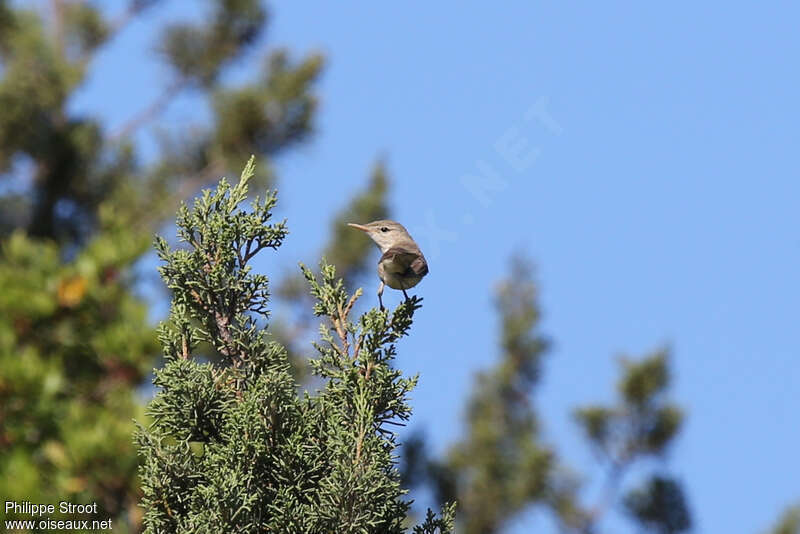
[347,220,429,310]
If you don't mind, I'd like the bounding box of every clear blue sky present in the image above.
[63,1,800,532]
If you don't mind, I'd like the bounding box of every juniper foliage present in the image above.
[136,159,454,533]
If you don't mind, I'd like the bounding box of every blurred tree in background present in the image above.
[765,505,800,534]
[404,257,693,534]
[423,257,554,533]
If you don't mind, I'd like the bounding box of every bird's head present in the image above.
[347,220,412,252]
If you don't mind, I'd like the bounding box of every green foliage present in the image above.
[137,161,453,533]
[574,351,683,462]
[0,2,324,530]
[624,475,692,534]
[161,0,266,86]
[212,49,324,160]
[550,351,689,533]
[0,0,322,245]
[272,160,390,380]
[412,504,457,534]
[765,504,800,534]
[7,2,794,532]
[0,220,156,531]
[155,158,287,363]
[62,2,110,55]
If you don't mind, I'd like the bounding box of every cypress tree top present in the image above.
[136,158,455,533]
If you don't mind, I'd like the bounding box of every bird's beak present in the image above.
[347,223,369,233]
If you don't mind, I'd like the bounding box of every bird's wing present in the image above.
[380,247,428,276]
[410,255,429,276]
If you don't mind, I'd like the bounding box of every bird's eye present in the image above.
[380,227,389,232]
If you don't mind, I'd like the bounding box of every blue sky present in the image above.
[61,1,800,532]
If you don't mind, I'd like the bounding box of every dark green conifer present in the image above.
[136,159,454,533]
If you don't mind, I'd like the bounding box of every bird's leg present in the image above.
[377,280,385,311]
[402,288,410,301]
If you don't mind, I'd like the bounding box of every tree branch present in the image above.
[110,0,158,35]
[582,460,629,533]
[50,0,65,53]
[174,160,225,205]
[111,77,189,141]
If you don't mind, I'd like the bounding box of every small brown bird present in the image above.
[347,220,429,310]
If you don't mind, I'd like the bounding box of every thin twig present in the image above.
[585,460,627,531]
[50,0,65,53]
[110,0,156,35]
[333,301,349,356]
[111,77,188,141]
[343,291,359,319]
[364,362,373,380]
[189,289,210,312]
[352,332,364,360]
[175,160,225,204]
[354,424,366,463]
